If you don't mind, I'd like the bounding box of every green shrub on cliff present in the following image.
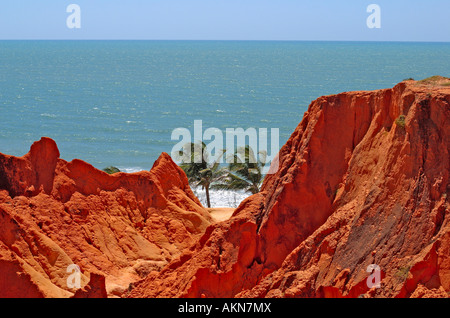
[418,75,450,85]
[395,115,406,128]
[103,166,121,174]
[395,265,411,281]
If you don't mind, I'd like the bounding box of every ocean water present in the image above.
[1,41,450,205]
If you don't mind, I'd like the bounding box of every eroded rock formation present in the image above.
[0,139,211,297]
[1,78,448,298]
[129,79,449,298]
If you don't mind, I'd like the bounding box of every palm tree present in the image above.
[178,142,228,208]
[212,145,267,195]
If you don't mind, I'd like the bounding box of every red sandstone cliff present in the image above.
[128,78,449,298]
[1,78,449,299]
[0,139,211,297]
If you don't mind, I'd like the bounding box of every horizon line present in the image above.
[1,39,450,44]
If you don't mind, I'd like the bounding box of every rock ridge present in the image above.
[129,79,449,298]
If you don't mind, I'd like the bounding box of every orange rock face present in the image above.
[129,79,449,298]
[0,139,211,297]
[1,79,448,299]
[72,273,107,298]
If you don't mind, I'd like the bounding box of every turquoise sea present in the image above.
[1,41,450,173]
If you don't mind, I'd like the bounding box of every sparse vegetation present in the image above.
[395,265,411,281]
[395,115,406,128]
[403,77,414,81]
[103,166,121,174]
[417,75,450,86]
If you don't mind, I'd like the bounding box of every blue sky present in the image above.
[1,0,449,41]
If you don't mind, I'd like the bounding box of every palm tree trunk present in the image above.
[205,185,211,208]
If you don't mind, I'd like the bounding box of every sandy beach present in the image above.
[208,207,235,223]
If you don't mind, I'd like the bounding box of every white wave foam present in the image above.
[192,188,249,208]
[40,113,58,118]
[114,168,249,208]
[117,167,146,173]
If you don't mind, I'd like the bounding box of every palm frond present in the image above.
[178,143,266,205]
